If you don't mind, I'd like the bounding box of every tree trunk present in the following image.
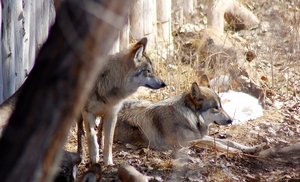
[0,0,130,181]
[207,0,259,32]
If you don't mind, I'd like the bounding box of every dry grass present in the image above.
[66,0,300,180]
[127,0,300,180]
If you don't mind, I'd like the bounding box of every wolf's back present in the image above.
[114,99,152,147]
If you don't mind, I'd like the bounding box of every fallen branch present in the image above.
[190,135,265,154]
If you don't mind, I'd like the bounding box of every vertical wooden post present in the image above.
[13,0,24,91]
[156,0,172,42]
[2,0,16,100]
[156,0,173,57]
[120,14,130,50]
[35,0,43,50]
[183,0,194,22]
[207,0,226,32]
[28,0,37,70]
[109,34,120,55]
[130,0,156,50]
[143,0,156,50]
[49,0,56,27]
[23,1,31,81]
[34,0,56,55]
[130,0,144,40]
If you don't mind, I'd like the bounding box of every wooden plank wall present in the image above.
[0,0,196,103]
[0,0,55,103]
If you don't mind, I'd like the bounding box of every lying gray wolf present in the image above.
[114,76,264,153]
[81,37,166,165]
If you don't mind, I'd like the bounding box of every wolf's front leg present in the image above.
[201,136,265,153]
[214,137,265,153]
[83,111,100,164]
[103,110,118,165]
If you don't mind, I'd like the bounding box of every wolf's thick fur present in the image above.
[114,78,264,153]
[114,77,232,149]
[82,38,166,165]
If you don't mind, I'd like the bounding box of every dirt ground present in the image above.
[65,0,300,181]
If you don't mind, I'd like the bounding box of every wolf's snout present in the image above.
[161,82,167,88]
[214,119,232,125]
[146,79,167,89]
[227,119,233,124]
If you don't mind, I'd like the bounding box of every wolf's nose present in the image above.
[161,82,167,87]
[227,119,233,124]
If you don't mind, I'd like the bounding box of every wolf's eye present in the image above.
[214,106,219,110]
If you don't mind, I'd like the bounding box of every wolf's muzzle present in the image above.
[145,81,167,89]
[160,82,167,88]
[214,119,232,125]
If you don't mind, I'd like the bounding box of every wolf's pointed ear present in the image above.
[199,75,210,88]
[130,37,148,62]
[136,37,147,50]
[134,46,144,60]
[191,82,202,99]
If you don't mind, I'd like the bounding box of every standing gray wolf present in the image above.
[81,37,166,165]
[114,76,264,153]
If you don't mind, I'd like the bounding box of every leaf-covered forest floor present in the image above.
[65,1,300,181]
